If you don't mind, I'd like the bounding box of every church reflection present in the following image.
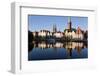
[29,41,87,58]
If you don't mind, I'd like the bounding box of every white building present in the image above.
[64,27,84,40]
[38,30,46,37]
[32,32,36,36]
[32,31,38,37]
[38,30,51,37]
[53,31,64,38]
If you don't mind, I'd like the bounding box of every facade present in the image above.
[75,27,84,40]
[64,17,84,40]
[65,27,84,40]
[53,31,64,38]
[38,30,51,37]
[32,31,38,37]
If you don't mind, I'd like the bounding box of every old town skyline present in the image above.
[28,15,88,32]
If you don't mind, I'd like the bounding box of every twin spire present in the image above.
[53,16,72,32]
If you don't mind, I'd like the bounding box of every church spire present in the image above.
[67,16,72,32]
[68,16,71,22]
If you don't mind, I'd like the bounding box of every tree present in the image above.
[28,31,33,43]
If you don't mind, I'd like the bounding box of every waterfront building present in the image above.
[53,31,64,38]
[32,31,38,37]
[75,27,84,40]
[38,30,50,37]
[64,17,84,40]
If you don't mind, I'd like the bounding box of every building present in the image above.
[75,27,84,40]
[65,16,74,38]
[38,30,50,37]
[53,31,64,38]
[32,31,38,37]
[64,17,84,40]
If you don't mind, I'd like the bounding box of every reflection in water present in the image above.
[28,42,88,60]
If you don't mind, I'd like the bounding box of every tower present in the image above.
[53,24,57,32]
[68,16,72,31]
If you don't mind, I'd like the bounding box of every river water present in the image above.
[28,42,88,60]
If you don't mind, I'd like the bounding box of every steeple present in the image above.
[67,16,72,32]
[68,16,71,23]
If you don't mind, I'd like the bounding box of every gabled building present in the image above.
[38,30,51,37]
[75,27,84,40]
[53,31,64,38]
[64,16,84,40]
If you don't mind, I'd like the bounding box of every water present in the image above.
[28,42,88,61]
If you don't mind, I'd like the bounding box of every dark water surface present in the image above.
[28,42,88,60]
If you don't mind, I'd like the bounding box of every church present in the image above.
[64,17,84,40]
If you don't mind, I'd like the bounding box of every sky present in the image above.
[28,15,88,32]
